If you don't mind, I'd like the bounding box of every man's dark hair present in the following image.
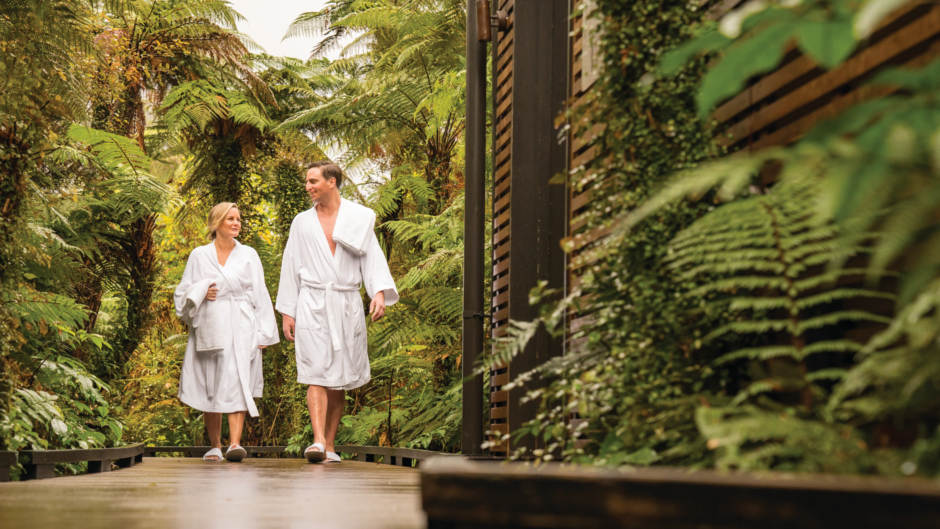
[307,161,344,188]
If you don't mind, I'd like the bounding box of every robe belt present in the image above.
[300,279,359,355]
[211,292,259,417]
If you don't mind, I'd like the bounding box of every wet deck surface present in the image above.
[0,457,424,529]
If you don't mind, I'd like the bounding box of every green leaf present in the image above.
[796,19,857,69]
[658,28,730,76]
[697,19,797,116]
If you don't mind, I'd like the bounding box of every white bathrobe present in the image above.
[276,199,398,390]
[174,241,279,417]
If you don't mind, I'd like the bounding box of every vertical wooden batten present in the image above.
[489,0,569,456]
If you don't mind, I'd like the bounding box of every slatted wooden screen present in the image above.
[715,2,940,150]
[489,0,515,457]
[566,0,940,307]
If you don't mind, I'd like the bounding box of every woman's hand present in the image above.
[369,291,386,322]
[206,283,218,301]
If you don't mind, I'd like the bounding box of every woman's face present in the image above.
[218,207,241,239]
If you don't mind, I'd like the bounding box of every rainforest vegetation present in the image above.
[3,0,939,481]
[0,0,468,474]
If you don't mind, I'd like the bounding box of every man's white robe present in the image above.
[276,199,398,390]
[174,241,279,417]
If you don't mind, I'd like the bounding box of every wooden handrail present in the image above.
[145,444,458,467]
[421,457,940,529]
[17,443,145,480]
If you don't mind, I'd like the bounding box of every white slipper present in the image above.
[202,447,224,462]
[225,445,247,462]
[304,443,326,463]
[325,451,341,463]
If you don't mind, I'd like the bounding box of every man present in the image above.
[277,162,398,463]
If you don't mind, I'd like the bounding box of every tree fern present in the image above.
[667,179,892,404]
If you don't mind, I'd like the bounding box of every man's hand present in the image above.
[369,291,386,322]
[282,314,295,341]
[206,283,218,301]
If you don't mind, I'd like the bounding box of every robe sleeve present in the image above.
[361,229,399,306]
[275,218,301,318]
[174,250,211,326]
[249,249,280,347]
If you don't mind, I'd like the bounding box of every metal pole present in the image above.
[462,0,486,456]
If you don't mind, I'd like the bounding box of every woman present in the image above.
[174,202,279,462]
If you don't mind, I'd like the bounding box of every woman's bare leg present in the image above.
[204,412,223,460]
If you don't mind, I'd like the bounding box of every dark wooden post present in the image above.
[463,0,488,456]
[506,0,569,451]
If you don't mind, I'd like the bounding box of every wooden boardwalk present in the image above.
[0,457,424,529]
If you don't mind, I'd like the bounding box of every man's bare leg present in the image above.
[324,389,345,453]
[227,411,246,447]
[307,385,328,446]
[204,412,223,461]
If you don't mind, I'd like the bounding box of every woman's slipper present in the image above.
[225,445,247,462]
[304,443,326,463]
[325,451,341,463]
[202,447,224,462]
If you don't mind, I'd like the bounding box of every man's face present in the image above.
[305,167,334,202]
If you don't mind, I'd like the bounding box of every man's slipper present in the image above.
[304,443,326,463]
[325,451,341,463]
[225,445,247,462]
[203,447,224,462]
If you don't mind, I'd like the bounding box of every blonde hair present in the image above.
[207,202,238,240]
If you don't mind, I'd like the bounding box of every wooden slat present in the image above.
[491,306,509,323]
[497,28,514,55]
[571,122,604,153]
[493,239,510,260]
[493,274,510,292]
[493,208,511,230]
[571,144,599,170]
[494,171,511,196]
[493,258,510,276]
[492,290,510,309]
[489,406,508,420]
[725,6,940,145]
[496,58,514,87]
[497,73,514,101]
[491,371,510,387]
[749,37,940,150]
[494,192,511,213]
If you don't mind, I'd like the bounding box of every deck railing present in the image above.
[145,444,458,467]
[6,443,145,480]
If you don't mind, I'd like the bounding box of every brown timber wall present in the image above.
[565,0,940,318]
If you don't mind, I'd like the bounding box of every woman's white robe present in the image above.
[174,241,279,417]
[276,199,399,390]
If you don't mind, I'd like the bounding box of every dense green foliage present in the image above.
[0,0,470,478]
[502,0,940,477]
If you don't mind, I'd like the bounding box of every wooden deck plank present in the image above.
[0,457,423,529]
